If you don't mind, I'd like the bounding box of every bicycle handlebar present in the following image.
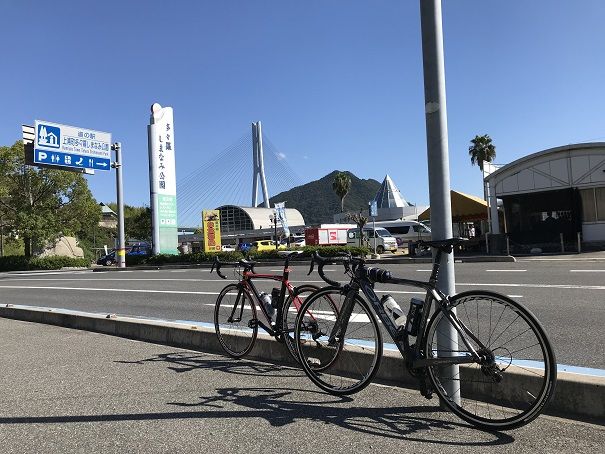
[307,251,354,287]
[307,252,394,285]
[210,256,256,280]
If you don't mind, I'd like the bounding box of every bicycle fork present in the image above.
[325,286,358,346]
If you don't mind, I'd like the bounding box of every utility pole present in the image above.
[112,142,126,268]
[419,0,460,402]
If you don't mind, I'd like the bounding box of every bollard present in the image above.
[577,231,582,253]
[506,236,510,256]
[485,233,490,255]
[560,233,565,253]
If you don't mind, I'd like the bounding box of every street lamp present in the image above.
[269,213,278,250]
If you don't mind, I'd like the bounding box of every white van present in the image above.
[374,220,432,247]
[347,227,398,254]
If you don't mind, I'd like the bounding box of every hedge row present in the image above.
[141,246,370,266]
[0,255,90,272]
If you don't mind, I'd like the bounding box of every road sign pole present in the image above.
[419,0,460,404]
[112,142,126,269]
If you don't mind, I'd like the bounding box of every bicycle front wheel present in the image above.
[294,287,382,395]
[282,284,322,362]
[424,290,556,430]
[214,283,258,358]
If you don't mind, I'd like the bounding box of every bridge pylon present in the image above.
[251,121,270,208]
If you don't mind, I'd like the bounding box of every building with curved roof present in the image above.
[216,205,305,233]
[484,142,605,245]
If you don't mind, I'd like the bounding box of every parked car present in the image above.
[346,227,398,254]
[97,250,118,266]
[374,220,432,246]
[291,237,306,248]
[221,244,236,252]
[251,240,286,252]
[237,242,252,253]
[96,244,150,266]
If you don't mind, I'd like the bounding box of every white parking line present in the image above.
[0,285,214,295]
[570,270,605,272]
[458,282,605,290]
[485,269,527,272]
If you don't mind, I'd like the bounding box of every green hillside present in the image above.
[266,171,381,225]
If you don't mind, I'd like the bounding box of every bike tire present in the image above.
[294,287,382,395]
[214,283,258,358]
[423,290,557,430]
[281,284,322,362]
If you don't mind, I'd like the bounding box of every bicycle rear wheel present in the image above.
[424,290,556,430]
[214,283,258,358]
[282,284,322,362]
[294,287,382,395]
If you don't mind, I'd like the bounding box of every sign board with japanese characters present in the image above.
[148,104,178,255]
[34,120,111,171]
[202,210,222,252]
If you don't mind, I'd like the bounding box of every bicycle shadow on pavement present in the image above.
[167,386,515,446]
[115,351,302,378]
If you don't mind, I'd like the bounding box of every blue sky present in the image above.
[2,0,604,220]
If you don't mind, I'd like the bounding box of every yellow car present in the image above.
[251,240,286,251]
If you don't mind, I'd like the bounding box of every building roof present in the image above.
[99,203,117,217]
[373,175,411,208]
[216,205,305,231]
[418,190,487,222]
[483,142,605,197]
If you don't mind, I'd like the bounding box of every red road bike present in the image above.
[211,253,338,362]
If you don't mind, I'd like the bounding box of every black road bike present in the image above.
[294,239,557,430]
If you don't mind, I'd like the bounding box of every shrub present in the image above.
[301,245,370,257]
[28,256,90,270]
[0,256,30,272]
[0,255,89,272]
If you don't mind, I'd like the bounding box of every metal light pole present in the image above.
[112,142,126,268]
[419,0,460,402]
[269,213,278,250]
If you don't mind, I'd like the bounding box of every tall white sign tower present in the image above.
[148,103,178,255]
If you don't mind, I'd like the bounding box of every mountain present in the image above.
[266,171,381,225]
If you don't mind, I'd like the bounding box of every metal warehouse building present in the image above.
[484,142,605,247]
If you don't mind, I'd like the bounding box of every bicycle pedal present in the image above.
[419,381,433,400]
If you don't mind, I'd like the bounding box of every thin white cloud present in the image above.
[276,152,286,161]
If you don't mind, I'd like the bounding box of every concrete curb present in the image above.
[92,255,516,272]
[1,304,601,424]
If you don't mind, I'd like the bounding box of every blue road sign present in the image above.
[34,150,111,171]
[369,200,378,218]
[34,120,112,172]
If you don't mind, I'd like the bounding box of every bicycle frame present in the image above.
[238,269,297,336]
[329,251,488,372]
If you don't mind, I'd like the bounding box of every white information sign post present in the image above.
[147,103,178,255]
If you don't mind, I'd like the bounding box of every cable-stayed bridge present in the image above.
[177,122,305,228]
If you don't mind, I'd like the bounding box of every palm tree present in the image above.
[468,134,496,172]
[332,172,352,213]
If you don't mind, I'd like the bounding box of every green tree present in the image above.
[0,141,101,257]
[346,211,368,247]
[332,172,352,213]
[468,134,497,172]
[107,204,152,242]
[126,207,152,242]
